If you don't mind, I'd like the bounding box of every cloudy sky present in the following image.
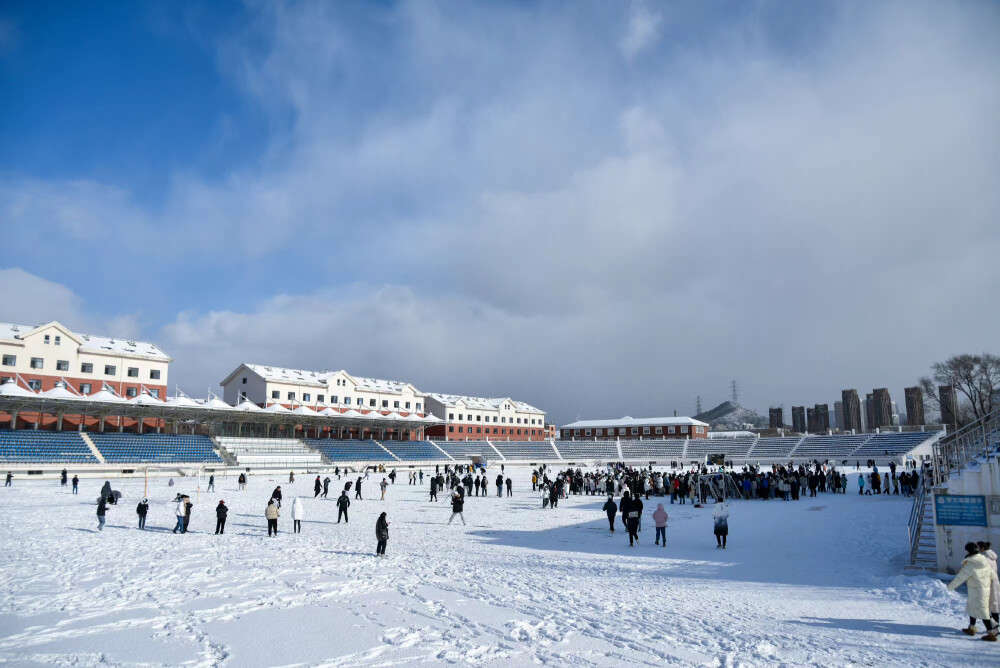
[1,1,997,424]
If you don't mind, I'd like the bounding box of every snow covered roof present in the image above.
[0,321,171,361]
[0,380,37,398]
[424,392,545,414]
[42,385,83,401]
[561,416,708,430]
[225,364,421,395]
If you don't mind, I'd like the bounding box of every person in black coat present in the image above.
[136,498,148,529]
[496,474,504,497]
[314,476,322,498]
[448,490,466,525]
[72,475,79,494]
[548,483,559,509]
[375,512,389,556]
[336,491,350,523]
[620,491,641,546]
[61,469,68,486]
[215,500,228,534]
[271,486,283,507]
[322,477,331,498]
[97,496,108,531]
[355,477,363,500]
[183,498,193,533]
[602,495,617,532]
[429,476,438,502]
[505,477,512,497]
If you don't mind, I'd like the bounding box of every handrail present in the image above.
[932,409,999,486]
[907,476,925,565]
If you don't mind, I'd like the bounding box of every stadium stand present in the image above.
[89,433,222,464]
[492,440,559,460]
[433,441,499,461]
[747,437,802,459]
[687,439,756,459]
[620,439,685,461]
[214,437,323,467]
[379,440,449,461]
[0,430,98,464]
[851,431,938,459]
[792,435,870,459]
[304,439,397,462]
[553,441,619,462]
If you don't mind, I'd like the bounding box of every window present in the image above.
[242,377,247,384]
[240,391,247,400]
[501,417,506,424]
[81,363,93,374]
[574,429,581,436]
[416,403,421,411]
[458,414,463,421]
[125,387,137,398]
[493,416,498,423]
[55,335,61,345]
[56,360,69,371]
[28,379,41,391]
[517,429,522,435]
[631,428,638,435]
[303,393,311,402]
[318,395,325,403]
[668,426,675,434]
[382,400,388,408]
[681,426,688,434]
[493,428,498,434]
[394,400,400,408]
[150,389,160,398]
[448,426,454,433]
[585,429,592,436]
[30,357,43,369]
[643,427,650,435]
[655,427,663,435]
[449,413,454,420]
[619,428,626,435]
[287,392,295,400]
[271,391,280,399]
[502,428,507,435]
[356,398,363,405]
[127,367,139,378]
[1,355,14,366]
[369,398,376,407]
[696,426,705,434]
[477,427,482,433]
[104,365,116,376]
[458,426,464,433]
[476,415,481,421]
[150,370,161,380]
[44,335,50,344]
[405,401,411,409]
[79,383,91,394]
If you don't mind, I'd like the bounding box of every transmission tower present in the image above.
[730,380,739,403]
[696,395,703,415]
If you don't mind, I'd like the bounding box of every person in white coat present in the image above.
[947,542,999,640]
[292,497,304,534]
[978,541,999,626]
[712,497,729,549]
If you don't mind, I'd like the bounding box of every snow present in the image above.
[0,470,993,667]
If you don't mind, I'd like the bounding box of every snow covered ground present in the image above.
[0,469,993,667]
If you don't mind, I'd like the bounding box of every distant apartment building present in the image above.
[791,406,806,433]
[425,393,546,441]
[869,388,893,430]
[904,386,925,426]
[560,416,709,440]
[806,407,816,432]
[834,401,844,431]
[841,389,863,433]
[939,385,960,428]
[813,404,830,432]
[769,407,784,429]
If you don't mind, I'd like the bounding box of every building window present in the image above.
[501,417,506,424]
[125,387,137,398]
[44,335,50,344]
[477,427,482,433]
[79,383,91,394]
[81,363,93,374]
[619,428,626,435]
[476,415,481,421]
[458,426,463,433]
[517,429,522,435]
[1,355,14,366]
[696,426,704,434]
[458,414,463,421]
[369,399,376,407]
[356,398,363,406]
[242,377,247,384]
[668,426,675,434]
[240,391,247,400]
[382,400,388,408]
[655,427,663,435]
[681,426,689,434]
[150,389,160,398]
[127,367,138,378]
[271,391,280,399]
[405,401,411,409]
[493,416,498,423]
[585,429,592,436]
[30,357,43,369]
[150,370,161,380]
[448,426,454,433]
[54,335,61,345]
[104,365,116,376]
[448,412,455,420]
[394,400,400,408]
[56,360,69,371]
[28,379,42,391]
[416,403,422,411]
[631,428,638,435]
[643,427,650,435]
[287,392,295,401]
[318,395,325,403]
[303,393,311,402]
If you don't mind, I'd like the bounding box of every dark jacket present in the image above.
[496,475,504,487]
[97,498,107,517]
[603,499,617,516]
[271,487,282,501]
[376,516,389,541]
[216,502,228,519]
[136,501,148,516]
[451,494,464,513]
[337,493,351,510]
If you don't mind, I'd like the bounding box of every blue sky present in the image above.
[1,1,998,423]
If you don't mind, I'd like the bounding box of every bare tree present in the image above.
[919,353,1000,427]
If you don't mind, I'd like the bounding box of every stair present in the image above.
[906,482,938,571]
[549,439,563,460]
[79,432,106,464]
[373,440,401,461]
[210,437,238,466]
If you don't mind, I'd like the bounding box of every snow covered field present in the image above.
[0,469,993,667]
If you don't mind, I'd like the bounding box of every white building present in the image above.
[0,321,171,398]
[423,393,547,441]
[220,363,426,415]
[560,416,709,440]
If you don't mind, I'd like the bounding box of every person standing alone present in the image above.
[336,490,350,523]
[136,498,148,530]
[448,490,466,525]
[292,497,304,533]
[713,497,729,549]
[375,512,389,557]
[215,500,228,534]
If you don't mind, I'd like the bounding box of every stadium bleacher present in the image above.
[686,439,756,459]
[492,441,559,460]
[553,440,619,461]
[0,430,98,464]
[215,437,323,467]
[747,437,802,459]
[379,440,449,461]
[89,433,222,464]
[851,431,938,458]
[619,439,685,461]
[433,441,499,461]
[792,435,870,459]
[304,439,397,462]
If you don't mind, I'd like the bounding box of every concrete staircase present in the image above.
[78,432,106,464]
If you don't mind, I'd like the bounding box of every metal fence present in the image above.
[931,409,999,487]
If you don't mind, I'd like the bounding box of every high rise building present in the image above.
[806,407,816,432]
[842,389,862,433]
[870,388,892,430]
[904,386,925,426]
[791,406,806,433]
[834,401,844,432]
[940,385,959,428]
[813,404,830,432]
[865,393,874,431]
[769,407,783,429]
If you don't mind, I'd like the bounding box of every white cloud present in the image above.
[619,3,663,60]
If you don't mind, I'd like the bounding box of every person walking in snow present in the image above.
[207,474,215,492]
[172,495,187,533]
[314,476,322,498]
[653,503,668,547]
[322,476,331,498]
[429,476,439,502]
[289,471,295,484]
[713,497,729,549]
[183,496,193,533]
[271,485,283,508]
[505,476,513,497]
[978,542,999,626]
[292,497,304,533]
[215,500,228,534]
[336,490,350,523]
[448,490,466,525]
[238,473,246,490]
[4,471,11,487]
[355,477,363,500]
[136,498,148,530]
[61,469,68,486]
[603,495,617,533]
[265,499,280,536]
[72,475,79,494]
[96,495,108,531]
[948,542,999,640]
[380,478,388,500]
[496,474,504,498]
[375,512,389,557]
[620,490,641,546]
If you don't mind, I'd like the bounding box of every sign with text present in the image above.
[935,494,988,527]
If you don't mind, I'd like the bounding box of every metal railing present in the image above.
[907,475,927,566]
[931,409,999,487]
